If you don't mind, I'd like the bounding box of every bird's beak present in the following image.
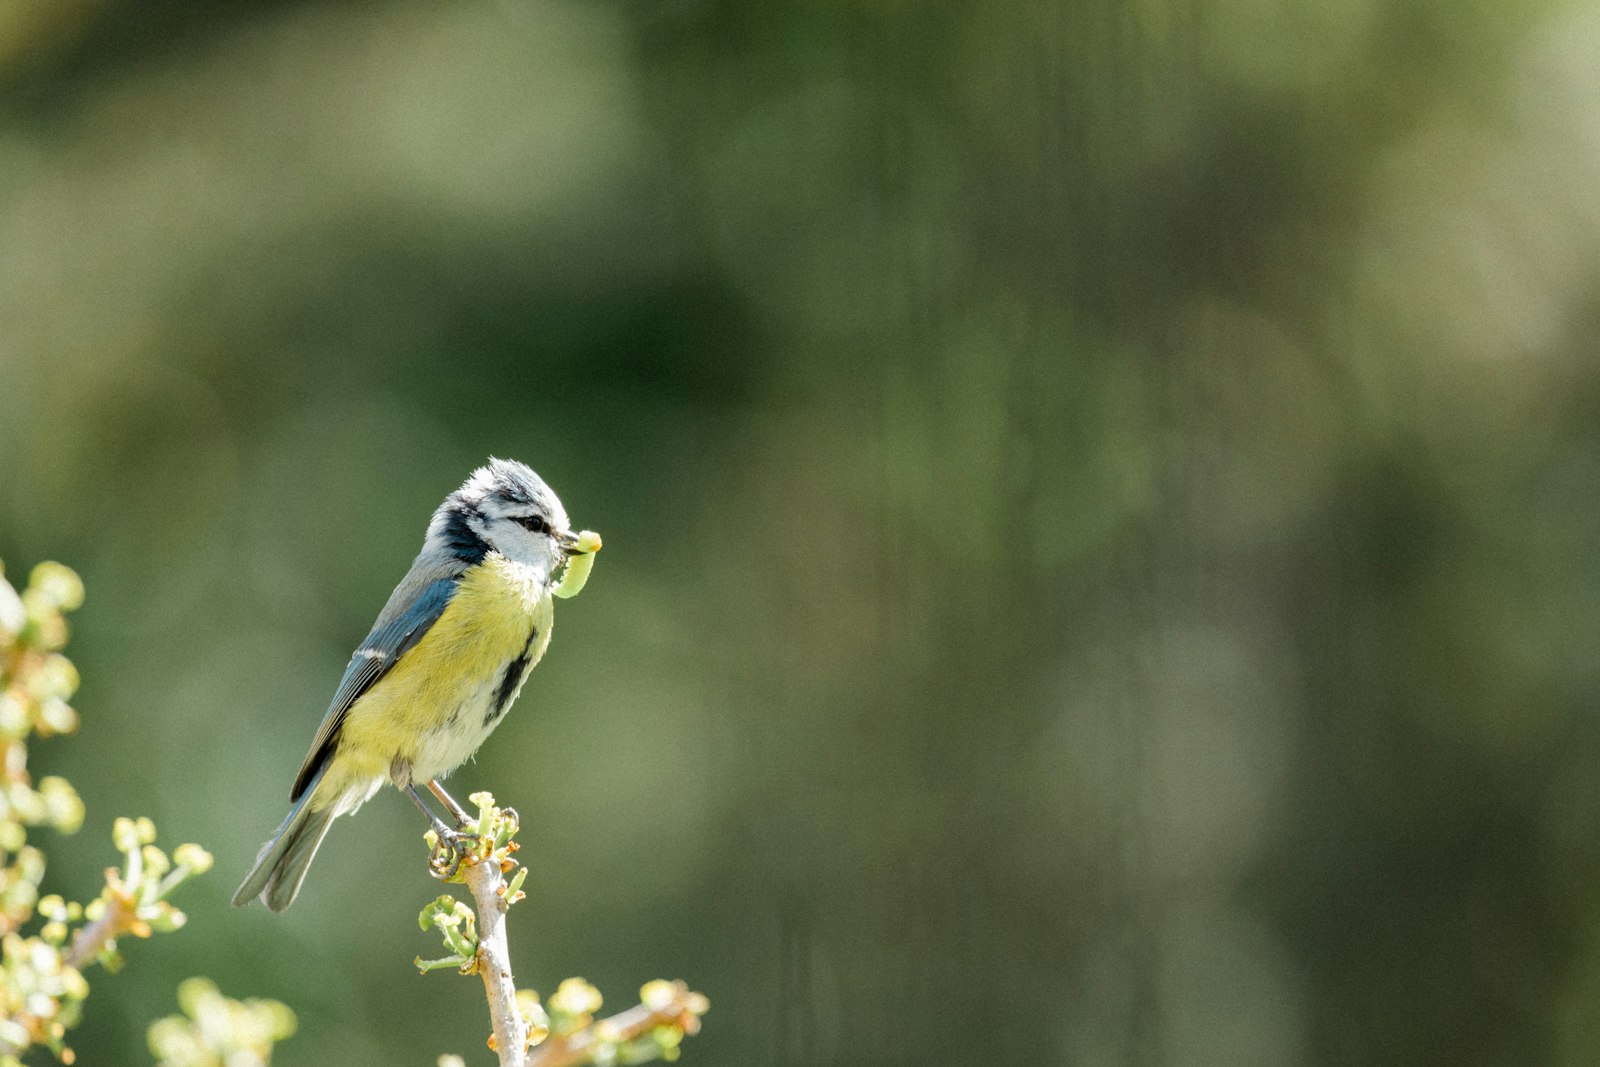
[557,530,582,555]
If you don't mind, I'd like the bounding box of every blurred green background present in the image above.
[3,0,1600,1063]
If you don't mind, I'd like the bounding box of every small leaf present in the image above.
[414,955,463,974]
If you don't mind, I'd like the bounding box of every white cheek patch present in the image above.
[553,530,602,599]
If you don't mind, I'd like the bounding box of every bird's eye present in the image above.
[518,514,547,534]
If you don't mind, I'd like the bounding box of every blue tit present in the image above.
[233,458,599,911]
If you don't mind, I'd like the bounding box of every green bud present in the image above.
[473,794,496,838]
[177,976,219,1017]
[0,695,27,738]
[551,977,603,1019]
[37,778,84,834]
[31,655,79,701]
[146,1017,196,1062]
[28,564,84,613]
[141,845,172,881]
[60,966,88,1001]
[35,697,78,737]
[0,1021,29,1051]
[0,571,24,638]
[640,980,676,1011]
[259,998,298,1040]
[7,783,44,825]
[112,816,158,853]
[24,613,68,652]
[14,846,44,884]
[518,990,551,1046]
[151,979,295,1067]
[172,844,213,875]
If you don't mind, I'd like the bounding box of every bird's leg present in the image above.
[403,782,458,842]
[404,781,477,879]
[427,778,474,828]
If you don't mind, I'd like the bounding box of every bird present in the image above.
[233,458,599,911]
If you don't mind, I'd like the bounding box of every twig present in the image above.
[528,986,707,1067]
[460,854,527,1067]
[424,797,706,1067]
[63,877,133,971]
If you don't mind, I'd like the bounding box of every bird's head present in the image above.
[426,457,587,585]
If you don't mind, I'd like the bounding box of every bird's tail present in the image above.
[232,770,337,911]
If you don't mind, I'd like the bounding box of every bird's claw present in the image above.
[427,825,482,881]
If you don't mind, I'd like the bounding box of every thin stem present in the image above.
[462,855,527,1067]
[63,888,130,971]
[528,989,707,1067]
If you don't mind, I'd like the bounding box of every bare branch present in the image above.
[459,853,528,1067]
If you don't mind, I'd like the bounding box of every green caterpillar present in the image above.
[553,530,602,599]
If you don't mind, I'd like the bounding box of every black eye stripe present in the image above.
[516,514,547,533]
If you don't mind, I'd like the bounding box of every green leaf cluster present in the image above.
[147,977,297,1067]
[1,560,289,1066]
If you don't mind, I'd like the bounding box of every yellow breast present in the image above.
[329,555,554,791]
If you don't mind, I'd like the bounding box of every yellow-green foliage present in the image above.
[0,560,289,1066]
[147,978,297,1067]
[417,793,707,1066]
[0,561,95,1063]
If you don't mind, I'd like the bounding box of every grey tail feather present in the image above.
[232,771,338,911]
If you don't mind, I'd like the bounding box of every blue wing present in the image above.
[290,577,459,802]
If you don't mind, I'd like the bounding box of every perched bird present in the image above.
[233,458,600,910]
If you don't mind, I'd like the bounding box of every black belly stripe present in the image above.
[486,627,537,727]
